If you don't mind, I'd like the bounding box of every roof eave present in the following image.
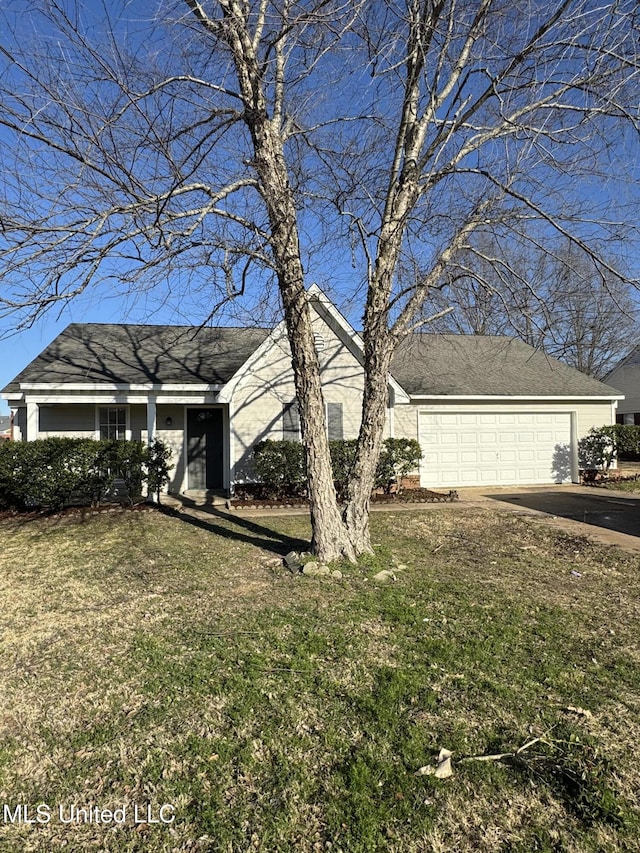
[18,382,225,392]
[408,393,625,401]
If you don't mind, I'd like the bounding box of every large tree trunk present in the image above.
[219,2,356,562]
[255,131,357,562]
[343,262,398,554]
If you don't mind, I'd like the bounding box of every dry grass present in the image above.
[0,505,638,851]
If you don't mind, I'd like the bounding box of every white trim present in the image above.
[228,400,235,494]
[409,394,624,402]
[95,404,131,441]
[570,411,579,483]
[24,394,220,405]
[20,382,223,392]
[26,401,38,441]
[146,398,157,445]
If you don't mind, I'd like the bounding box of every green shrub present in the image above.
[253,437,422,499]
[253,440,307,498]
[146,438,173,501]
[578,425,640,471]
[0,437,173,511]
[375,438,423,494]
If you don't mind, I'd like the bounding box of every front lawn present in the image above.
[0,505,638,852]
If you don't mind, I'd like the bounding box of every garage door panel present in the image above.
[518,449,536,462]
[419,411,572,488]
[479,432,497,444]
[441,434,458,444]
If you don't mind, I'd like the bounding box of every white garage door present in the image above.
[418,411,572,488]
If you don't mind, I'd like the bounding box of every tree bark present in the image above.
[219,0,356,562]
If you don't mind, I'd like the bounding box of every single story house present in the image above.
[2,286,623,492]
[604,348,640,424]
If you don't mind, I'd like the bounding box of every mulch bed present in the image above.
[0,501,156,521]
[227,487,458,511]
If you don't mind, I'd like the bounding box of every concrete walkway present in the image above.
[164,483,640,555]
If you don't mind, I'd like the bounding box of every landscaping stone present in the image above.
[373,569,396,584]
[302,562,331,577]
[331,570,343,579]
[284,551,303,572]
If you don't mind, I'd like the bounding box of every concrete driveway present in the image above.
[458,484,640,552]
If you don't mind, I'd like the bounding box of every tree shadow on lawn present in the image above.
[158,504,310,556]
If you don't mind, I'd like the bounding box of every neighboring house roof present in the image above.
[391,334,622,397]
[604,345,640,378]
[3,323,271,391]
[0,415,10,432]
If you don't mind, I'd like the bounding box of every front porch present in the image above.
[11,398,233,496]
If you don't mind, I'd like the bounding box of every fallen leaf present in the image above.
[564,705,593,719]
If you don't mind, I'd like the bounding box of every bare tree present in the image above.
[426,238,639,377]
[0,0,638,559]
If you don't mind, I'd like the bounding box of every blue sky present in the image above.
[1,0,639,413]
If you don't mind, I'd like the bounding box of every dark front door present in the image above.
[187,408,224,490]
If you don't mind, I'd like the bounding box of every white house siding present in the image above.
[574,401,615,437]
[393,405,418,442]
[230,311,368,482]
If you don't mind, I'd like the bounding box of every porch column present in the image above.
[570,411,579,484]
[145,397,158,502]
[26,401,38,442]
[146,397,157,445]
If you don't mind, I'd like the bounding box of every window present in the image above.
[99,407,127,440]
[616,413,640,426]
[283,401,301,441]
[282,400,344,441]
[326,402,344,440]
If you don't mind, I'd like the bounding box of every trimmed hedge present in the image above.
[252,440,307,499]
[0,437,172,511]
[253,437,423,499]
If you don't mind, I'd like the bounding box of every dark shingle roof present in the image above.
[3,323,271,391]
[4,323,621,399]
[391,335,622,397]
